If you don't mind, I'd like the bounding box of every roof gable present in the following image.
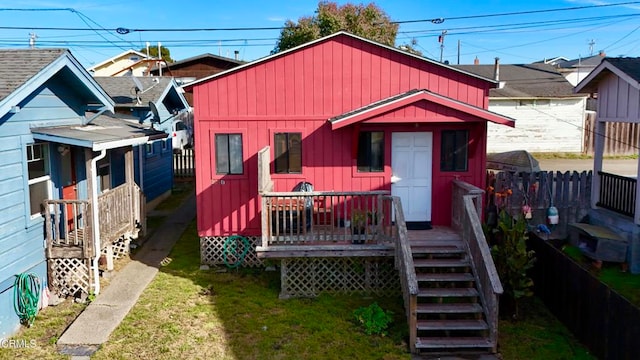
[87,49,149,72]
[0,49,114,118]
[454,64,578,98]
[94,76,179,107]
[154,53,244,71]
[575,57,640,93]
[186,31,497,88]
[329,89,515,129]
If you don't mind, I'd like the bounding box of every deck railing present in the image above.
[44,199,92,259]
[384,195,418,353]
[597,171,637,218]
[98,183,139,246]
[452,179,503,353]
[260,191,389,247]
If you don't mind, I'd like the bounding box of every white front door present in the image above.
[391,132,433,222]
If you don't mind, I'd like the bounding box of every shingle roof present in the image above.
[94,76,172,107]
[605,57,640,84]
[0,48,67,101]
[454,63,577,98]
[557,54,604,69]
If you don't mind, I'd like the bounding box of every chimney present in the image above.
[474,56,479,65]
[493,57,500,81]
[234,50,239,60]
[599,50,606,57]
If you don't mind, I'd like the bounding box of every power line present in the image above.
[393,1,640,25]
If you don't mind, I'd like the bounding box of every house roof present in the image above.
[454,63,580,98]
[185,31,498,88]
[0,48,114,118]
[329,89,515,129]
[94,76,175,107]
[575,57,640,93]
[556,54,605,69]
[31,112,165,151]
[87,49,149,72]
[151,53,244,72]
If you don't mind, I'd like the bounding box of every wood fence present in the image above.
[486,171,592,238]
[174,148,195,178]
[583,112,640,155]
[530,236,640,360]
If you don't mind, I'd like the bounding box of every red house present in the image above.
[191,31,513,238]
[190,31,512,355]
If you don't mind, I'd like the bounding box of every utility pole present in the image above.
[588,39,596,56]
[438,30,447,63]
[457,39,461,65]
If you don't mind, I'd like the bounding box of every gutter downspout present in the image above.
[90,149,107,295]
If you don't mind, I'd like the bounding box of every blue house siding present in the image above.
[0,71,93,339]
[133,140,173,202]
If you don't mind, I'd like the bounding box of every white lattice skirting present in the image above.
[200,236,263,268]
[279,257,399,299]
[101,238,131,259]
[48,258,91,297]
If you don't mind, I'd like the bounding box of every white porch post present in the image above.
[591,119,605,209]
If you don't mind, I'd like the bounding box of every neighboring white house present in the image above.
[87,49,153,77]
[554,53,606,86]
[456,62,588,153]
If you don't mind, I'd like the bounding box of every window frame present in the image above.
[211,129,247,180]
[26,142,51,218]
[356,131,385,173]
[271,130,303,176]
[440,129,469,172]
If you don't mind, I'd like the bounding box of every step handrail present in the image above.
[452,179,503,353]
[383,195,418,353]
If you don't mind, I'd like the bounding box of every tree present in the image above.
[139,45,174,63]
[273,1,398,53]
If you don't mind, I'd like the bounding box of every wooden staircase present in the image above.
[410,229,493,356]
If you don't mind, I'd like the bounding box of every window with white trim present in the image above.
[27,143,51,217]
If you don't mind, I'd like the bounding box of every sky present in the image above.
[1,0,639,68]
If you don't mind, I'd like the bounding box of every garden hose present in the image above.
[223,235,250,269]
[13,273,41,327]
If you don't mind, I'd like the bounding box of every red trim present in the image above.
[330,90,515,130]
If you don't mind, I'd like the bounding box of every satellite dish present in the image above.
[149,101,161,123]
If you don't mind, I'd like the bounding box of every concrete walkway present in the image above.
[56,191,196,357]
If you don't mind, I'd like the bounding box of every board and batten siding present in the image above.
[193,35,495,237]
[486,98,586,153]
[597,73,640,123]
[0,75,87,338]
[133,141,174,202]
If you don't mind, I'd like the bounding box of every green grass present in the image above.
[563,244,640,307]
[155,180,194,211]
[498,297,595,360]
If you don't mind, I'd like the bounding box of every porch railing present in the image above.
[98,183,139,246]
[452,179,503,353]
[384,195,418,353]
[597,171,637,218]
[44,199,92,259]
[260,191,389,247]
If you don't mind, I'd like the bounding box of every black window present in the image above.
[274,132,302,174]
[357,131,384,172]
[440,130,468,172]
[215,134,243,175]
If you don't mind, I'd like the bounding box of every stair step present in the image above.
[418,288,479,298]
[417,303,483,314]
[411,245,465,255]
[417,319,488,331]
[415,337,493,349]
[417,273,474,282]
[410,239,463,247]
[414,258,469,268]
